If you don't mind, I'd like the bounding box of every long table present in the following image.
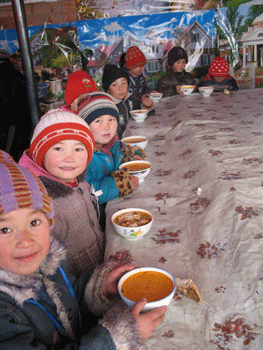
[104,88,263,349]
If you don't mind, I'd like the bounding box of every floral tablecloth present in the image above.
[104,88,263,350]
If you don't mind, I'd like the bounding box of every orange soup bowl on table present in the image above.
[118,267,176,312]
[121,135,148,150]
[119,160,152,182]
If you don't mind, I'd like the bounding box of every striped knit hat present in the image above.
[125,46,147,70]
[77,91,119,125]
[208,57,229,77]
[29,109,95,168]
[0,158,54,229]
[64,70,99,107]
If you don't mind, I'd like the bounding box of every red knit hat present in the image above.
[64,70,99,107]
[29,109,95,168]
[125,46,147,69]
[208,57,229,77]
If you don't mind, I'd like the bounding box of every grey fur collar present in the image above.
[0,237,66,306]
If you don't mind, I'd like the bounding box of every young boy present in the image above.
[77,91,146,229]
[0,154,167,349]
[198,56,238,93]
[102,64,141,139]
[19,109,104,278]
[63,70,99,113]
[156,46,196,97]
[122,46,155,113]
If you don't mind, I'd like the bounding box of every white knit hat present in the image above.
[29,109,95,167]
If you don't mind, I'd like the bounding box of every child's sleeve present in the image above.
[121,146,146,163]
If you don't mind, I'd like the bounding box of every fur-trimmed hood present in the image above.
[0,237,66,306]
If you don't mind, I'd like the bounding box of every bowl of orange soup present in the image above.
[121,135,148,150]
[111,208,153,240]
[119,160,152,182]
[118,267,176,312]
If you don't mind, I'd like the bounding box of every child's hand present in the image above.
[104,264,135,295]
[142,94,154,108]
[130,175,139,190]
[134,154,143,160]
[131,299,168,339]
[176,85,184,95]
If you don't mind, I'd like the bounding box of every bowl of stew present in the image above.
[118,267,176,312]
[119,160,152,182]
[130,109,148,122]
[111,208,153,240]
[121,135,148,150]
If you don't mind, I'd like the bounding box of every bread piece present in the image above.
[176,278,201,303]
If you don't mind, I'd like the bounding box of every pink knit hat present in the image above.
[208,57,229,77]
[125,46,147,69]
[64,70,99,107]
[29,109,95,168]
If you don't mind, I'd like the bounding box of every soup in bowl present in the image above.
[121,135,148,150]
[118,267,176,312]
[111,208,153,240]
[119,160,152,182]
[130,109,148,122]
[180,85,195,96]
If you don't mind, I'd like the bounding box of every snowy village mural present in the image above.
[0,2,262,107]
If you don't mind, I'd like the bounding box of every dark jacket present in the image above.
[156,68,195,97]
[198,73,238,91]
[0,238,147,350]
[110,93,141,139]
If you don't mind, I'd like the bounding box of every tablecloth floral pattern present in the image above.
[105,88,263,350]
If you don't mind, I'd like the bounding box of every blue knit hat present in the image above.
[0,155,54,229]
[77,92,119,125]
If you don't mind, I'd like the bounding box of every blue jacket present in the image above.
[86,140,123,204]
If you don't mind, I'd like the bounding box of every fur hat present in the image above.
[168,46,188,67]
[64,70,99,107]
[77,91,119,125]
[125,46,147,70]
[29,109,95,168]
[0,158,54,229]
[208,57,229,77]
[102,64,129,92]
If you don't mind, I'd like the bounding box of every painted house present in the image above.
[241,13,263,68]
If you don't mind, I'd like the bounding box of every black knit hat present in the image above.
[168,46,188,67]
[102,64,129,92]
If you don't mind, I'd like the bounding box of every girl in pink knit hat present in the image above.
[198,57,238,93]
[19,109,104,278]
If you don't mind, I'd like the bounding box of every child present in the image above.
[156,46,196,97]
[63,70,99,113]
[0,155,167,349]
[77,92,146,229]
[122,46,155,113]
[198,56,238,92]
[102,64,141,139]
[19,109,104,278]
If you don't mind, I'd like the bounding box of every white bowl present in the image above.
[121,135,148,150]
[149,92,163,103]
[198,86,214,97]
[181,85,195,96]
[130,109,148,122]
[111,208,153,240]
[119,160,152,182]
[118,267,176,312]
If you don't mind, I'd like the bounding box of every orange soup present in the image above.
[121,271,174,302]
[114,211,151,227]
[124,162,150,172]
[123,137,146,143]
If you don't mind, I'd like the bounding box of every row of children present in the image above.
[0,149,167,349]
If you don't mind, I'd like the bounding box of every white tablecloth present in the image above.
[104,88,263,349]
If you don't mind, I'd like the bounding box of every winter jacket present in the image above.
[156,68,195,97]
[198,73,239,91]
[0,237,147,350]
[110,93,141,139]
[19,151,104,278]
[122,68,151,101]
[85,139,146,205]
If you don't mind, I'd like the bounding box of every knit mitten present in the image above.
[122,146,146,163]
[112,167,134,197]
